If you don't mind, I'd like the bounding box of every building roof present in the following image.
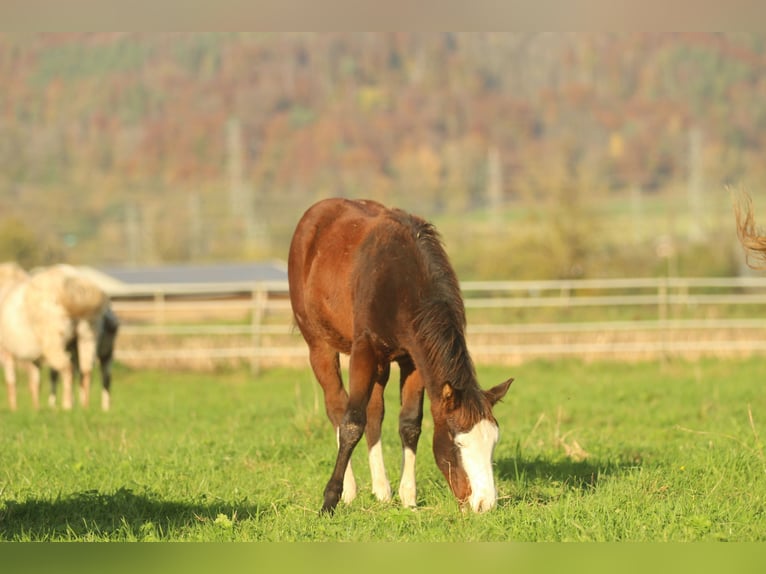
[79,261,288,296]
[98,262,287,284]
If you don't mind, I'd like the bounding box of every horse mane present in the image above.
[60,274,107,319]
[733,190,766,270]
[393,210,483,408]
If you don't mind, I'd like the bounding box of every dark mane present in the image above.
[392,210,481,399]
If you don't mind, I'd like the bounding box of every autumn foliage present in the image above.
[0,33,764,277]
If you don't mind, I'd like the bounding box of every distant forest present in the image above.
[1,33,764,278]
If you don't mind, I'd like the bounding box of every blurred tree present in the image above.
[1,32,765,276]
[0,217,54,268]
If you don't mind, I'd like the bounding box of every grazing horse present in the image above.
[0,264,108,411]
[50,303,119,411]
[733,191,766,269]
[288,198,513,513]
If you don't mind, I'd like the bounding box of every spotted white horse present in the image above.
[0,263,108,411]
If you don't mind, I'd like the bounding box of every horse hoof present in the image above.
[319,503,336,516]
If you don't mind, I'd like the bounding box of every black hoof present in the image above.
[319,503,336,516]
[322,482,342,515]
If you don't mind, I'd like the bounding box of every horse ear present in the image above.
[485,378,513,406]
[441,382,458,410]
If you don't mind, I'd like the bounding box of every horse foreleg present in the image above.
[76,319,97,409]
[398,361,425,508]
[335,428,357,505]
[308,344,357,509]
[49,369,59,408]
[27,361,41,410]
[365,364,391,502]
[321,335,376,514]
[2,352,17,411]
[326,417,366,514]
[60,367,74,410]
[100,357,112,411]
[79,370,92,408]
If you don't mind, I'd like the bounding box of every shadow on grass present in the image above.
[0,487,263,540]
[494,454,642,506]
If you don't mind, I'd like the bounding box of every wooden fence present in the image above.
[107,276,766,370]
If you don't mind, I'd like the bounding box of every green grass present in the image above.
[1,357,765,541]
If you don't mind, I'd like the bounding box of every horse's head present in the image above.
[432,378,513,512]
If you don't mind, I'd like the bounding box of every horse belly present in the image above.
[0,288,42,360]
[299,287,354,354]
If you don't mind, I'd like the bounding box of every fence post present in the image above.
[658,279,668,323]
[658,278,669,362]
[250,287,267,374]
[154,291,166,325]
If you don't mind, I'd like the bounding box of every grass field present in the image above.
[1,357,765,541]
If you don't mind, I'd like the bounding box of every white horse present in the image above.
[0,263,108,411]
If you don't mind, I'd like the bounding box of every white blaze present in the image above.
[454,419,499,512]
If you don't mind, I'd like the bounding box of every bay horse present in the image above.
[288,198,513,513]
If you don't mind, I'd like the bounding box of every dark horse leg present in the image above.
[99,355,113,411]
[322,333,378,514]
[308,341,358,506]
[365,363,391,502]
[397,356,425,508]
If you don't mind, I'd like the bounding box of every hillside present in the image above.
[1,33,764,278]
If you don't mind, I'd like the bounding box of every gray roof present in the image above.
[97,261,287,285]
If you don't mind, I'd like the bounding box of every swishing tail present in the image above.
[732,189,766,270]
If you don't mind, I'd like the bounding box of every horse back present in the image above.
[288,198,426,356]
[0,282,42,360]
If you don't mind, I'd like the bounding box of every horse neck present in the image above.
[411,298,478,395]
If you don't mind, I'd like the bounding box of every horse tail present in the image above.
[60,274,108,319]
[733,189,766,270]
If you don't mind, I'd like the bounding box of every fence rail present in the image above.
[107,276,766,370]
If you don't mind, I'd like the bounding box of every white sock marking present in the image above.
[337,427,357,504]
[398,447,417,508]
[368,440,392,502]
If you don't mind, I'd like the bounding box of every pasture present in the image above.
[1,357,765,541]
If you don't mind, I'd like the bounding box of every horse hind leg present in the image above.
[365,363,392,502]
